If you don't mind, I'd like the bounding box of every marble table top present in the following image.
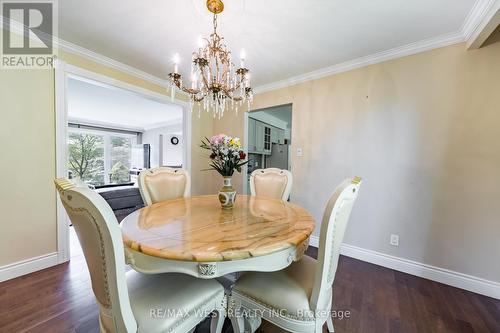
[121,195,315,262]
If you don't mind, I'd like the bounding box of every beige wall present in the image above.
[190,110,216,195]
[0,38,208,267]
[215,42,500,282]
[0,69,57,265]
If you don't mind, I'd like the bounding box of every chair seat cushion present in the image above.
[232,255,317,320]
[126,271,224,333]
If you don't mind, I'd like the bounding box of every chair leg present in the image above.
[230,315,245,333]
[210,309,226,333]
[315,321,324,333]
[327,316,335,332]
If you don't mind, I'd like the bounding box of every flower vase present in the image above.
[218,177,236,209]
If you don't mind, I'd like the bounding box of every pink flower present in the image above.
[210,133,227,145]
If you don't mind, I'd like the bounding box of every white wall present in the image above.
[142,123,182,168]
[162,134,183,166]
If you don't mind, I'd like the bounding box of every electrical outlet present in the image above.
[296,148,303,157]
[390,234,399,246]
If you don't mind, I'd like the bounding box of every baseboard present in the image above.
[0,252,59,283]
[308,236,500,299]
[309,235,320,247]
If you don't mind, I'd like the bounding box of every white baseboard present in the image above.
[309,235,320,248]
[308,236,500,299]
[0,252,59,283]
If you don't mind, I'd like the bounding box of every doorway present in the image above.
[244,104,292,194]
[55,61,191,262]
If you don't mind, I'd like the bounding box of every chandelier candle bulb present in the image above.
[173,53,180,73]
[240,49,246,68]
[167,0,253,118]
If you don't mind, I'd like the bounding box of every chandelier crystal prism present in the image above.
[168,0,253,118]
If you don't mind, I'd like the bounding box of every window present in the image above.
[67,127,140,187]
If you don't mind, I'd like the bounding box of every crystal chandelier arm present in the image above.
[167,0,252,116]
[200,65,210,90]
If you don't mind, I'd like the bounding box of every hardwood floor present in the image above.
[1,246,499,333]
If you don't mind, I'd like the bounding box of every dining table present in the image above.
[121,194,315,280]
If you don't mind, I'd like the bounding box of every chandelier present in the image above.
[168,0,253,118]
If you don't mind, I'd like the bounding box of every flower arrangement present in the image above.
[200,134,248,177]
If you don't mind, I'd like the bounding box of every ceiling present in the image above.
[254,104,292,125]
[59,0,477,87]
[67,77,182,131]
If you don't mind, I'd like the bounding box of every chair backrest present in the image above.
[249,168,293,201]
[138,167,190,206]
[310,177,362,311]
[54,179,136,333]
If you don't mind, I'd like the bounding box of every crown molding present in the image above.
[55,38,169,88]
[253,31,464,94]
[254,0,496,95]
[1,15,169,88]
[461,0,498,41]
[4,1,496,97]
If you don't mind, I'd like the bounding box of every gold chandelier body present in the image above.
[168,0,253,117]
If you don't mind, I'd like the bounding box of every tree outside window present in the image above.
[109,136,132,184]
[68,130,134,186]
[68,132,104,185]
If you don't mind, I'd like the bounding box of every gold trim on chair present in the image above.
[54,178,76,192]
[351,176,362,185]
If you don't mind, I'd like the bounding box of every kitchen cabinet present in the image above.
[270,126,286,144]
[277,129,285,144]
[271,126,278,143]
[248,118,257,152]
[249,118,272,154]
[264,126,271,154]
[255,121,265,152]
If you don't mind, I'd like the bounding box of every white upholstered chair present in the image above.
[138,167,190,206]
[229,177,362,333]
[249,168,293,201]
[54,179,226,333]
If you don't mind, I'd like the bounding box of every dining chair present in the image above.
[138,167,190,206]
[229,177,362,333]
[249,168,293,201]
[54,178,226,333]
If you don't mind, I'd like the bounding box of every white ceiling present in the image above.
[59,0,477,87]
[67,77,182,131]
[254,104,292,124]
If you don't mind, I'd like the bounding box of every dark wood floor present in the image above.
[1,246,499,333]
